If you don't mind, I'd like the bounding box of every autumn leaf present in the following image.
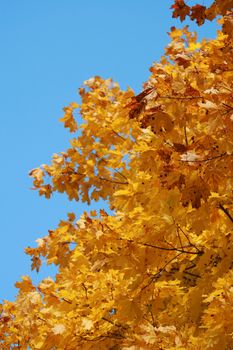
[171,0,190,22]
[190,5,207,26]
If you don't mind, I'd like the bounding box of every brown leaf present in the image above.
[190,5,207,26]
[171,0,190,22]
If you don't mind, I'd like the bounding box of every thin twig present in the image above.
[164,239,177,249]
[62,298,72,304]
[114,169,128,181]
[181,152,229,163]
[149,308,156,327]
[102,317,128,330]
[184,262,197,271]
[81,283,88,299]
[219,204,233,224]
[177,225,201,253]
[102,317,115,325]
[60,241,77,245]
[184,124,188,147]
[141,252,184,291]
[80,335,105,342]
[111,129,127,141]
[220,83,233,93]
[118,237,202,255]
[158,95,203,100]
[221,103,233,110]
[184,271,201,278]
[81,332,126,341]
[99,177,128,185]
[177,225,192,247]
[176,227,184,250]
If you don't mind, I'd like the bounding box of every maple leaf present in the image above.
[15,276,36,292]
[171,0,190,22]
[60,103,79,132]
[190,5,207,26]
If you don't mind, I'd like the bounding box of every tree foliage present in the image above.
[1,1,233,349]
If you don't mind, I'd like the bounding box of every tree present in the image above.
[1,1,233,349]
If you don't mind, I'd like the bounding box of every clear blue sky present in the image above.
[0,0,217,301]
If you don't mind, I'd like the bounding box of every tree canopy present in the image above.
[1,1,233,349]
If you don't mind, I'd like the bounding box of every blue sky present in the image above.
[0,0,217,301]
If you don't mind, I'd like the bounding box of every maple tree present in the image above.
[1,1,233,349]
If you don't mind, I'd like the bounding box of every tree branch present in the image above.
[118,237,202,255]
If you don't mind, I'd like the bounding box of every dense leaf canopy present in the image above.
[1,1,233,349]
